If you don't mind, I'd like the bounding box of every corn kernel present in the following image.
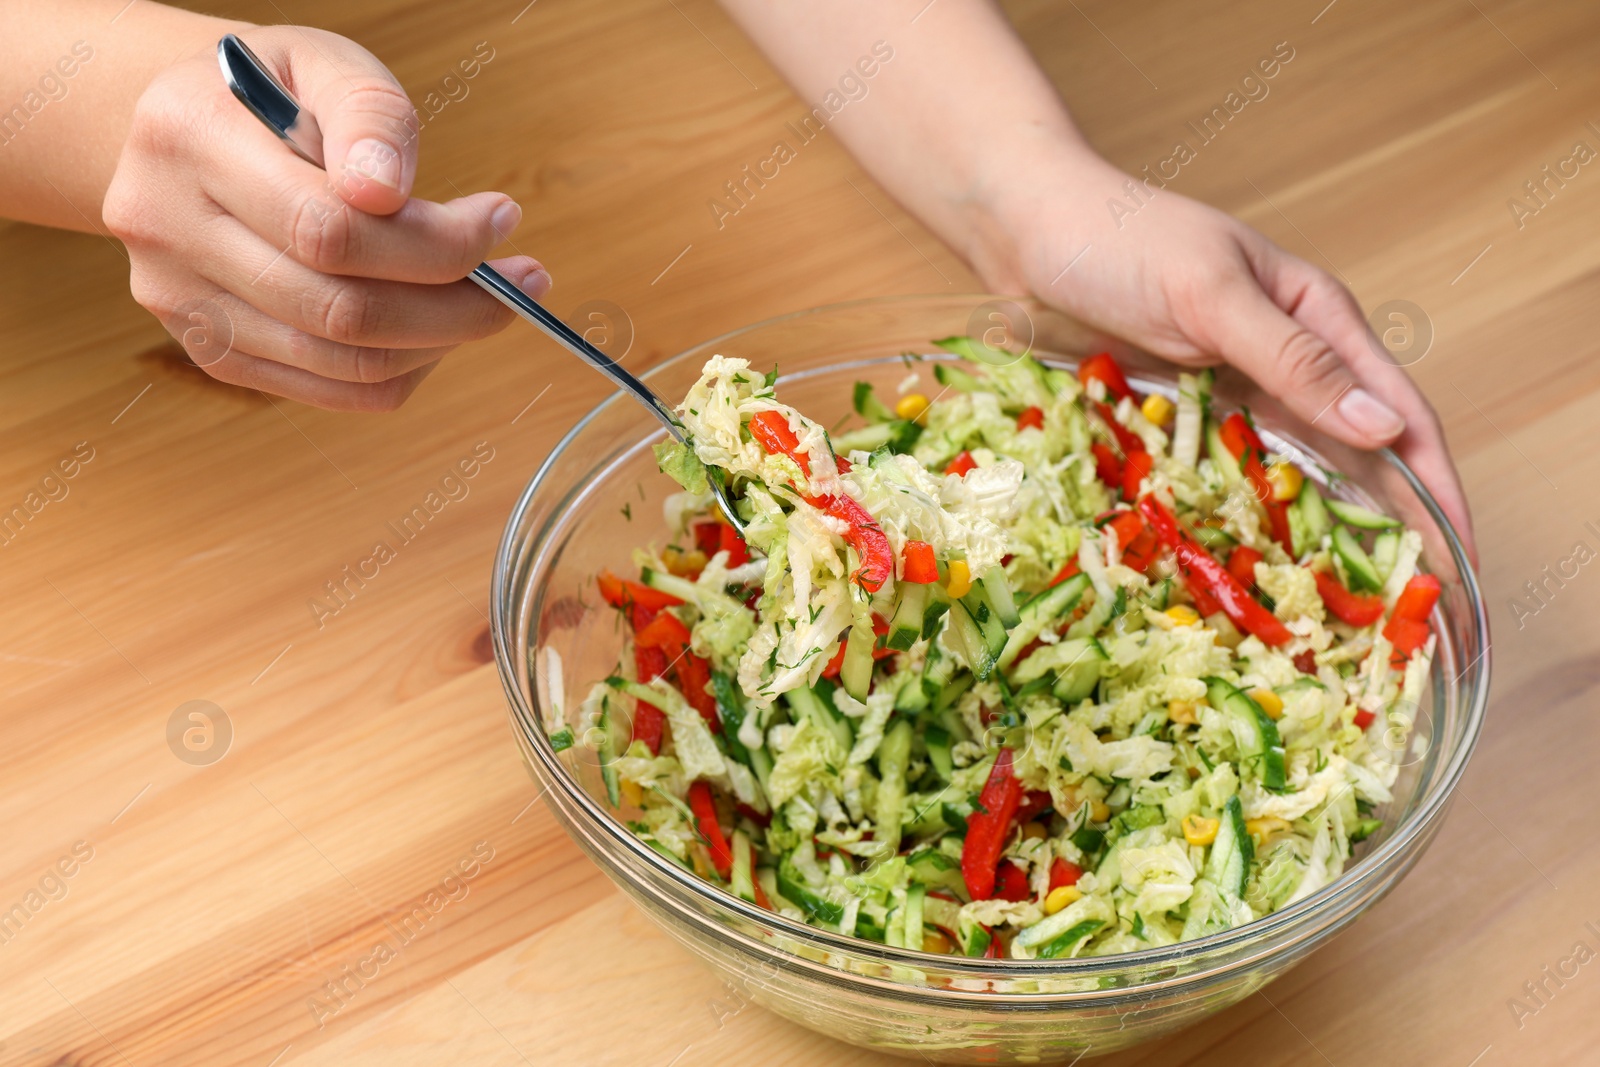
[921,929,953,954]
[1164,605,1200,627]
[895,393,931,425]
[1044,886,1083,914]
[1182,814,1220,846]
[1167,699,1198,725]
[1140,393,1175,426]
[946,559,973,599]
[662,546,708,577]
[1090,800,1111,823]
[1246,817,1291,845]
[1021,820,1049,840]
[1249,688,1285,720]
[620,779,643,809]
[1267,462,1304,503]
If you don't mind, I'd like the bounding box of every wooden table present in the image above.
[2,0,1596,1063]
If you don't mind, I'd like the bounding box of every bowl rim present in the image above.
[491,293,1492,987]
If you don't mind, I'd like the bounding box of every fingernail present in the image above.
[490,199,522,238]
[1337,387,1405,440]
[519,269,552,298]
[345,138,403,190]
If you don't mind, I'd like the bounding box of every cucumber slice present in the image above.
[1207,795,1254,900]
[922,725,954,780]
[997,573,1089,672]
[1206,419,1243,483]
[894,668,930,714]
[1035,918,1106,960]
[1371,529,1401,584]
[977,568,1020,629]
[596,692,624,807]
[1191,525,1237,552]
[730,829,757,903]
[782,685,854,753]
[833,421,897,454]
[931,361,985,394]
[902,884,926,952]
[1325,498,1401,530]
[1025,636,1106,704]
[1332,524,1383,593]
[950,597,1002,679]
[853,381,896,422]
[777,856,844,926]
[907,848,965,897]
[886,583,929,651]
[932,672,975,714]
[1289,480,1332,558]
[840,615,876,701]
[1205,678,1286,792]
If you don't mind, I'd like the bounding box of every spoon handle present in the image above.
[215,33,687,442]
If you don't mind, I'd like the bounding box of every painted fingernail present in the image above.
[1337,387,1405,440]
[519,269,552,298]
[490,199,522,238]
[345,138,403,189]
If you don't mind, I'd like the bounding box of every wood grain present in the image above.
[1,0,1597,1063]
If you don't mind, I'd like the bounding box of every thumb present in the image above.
[268,29,419,215]
[1205,271,1407,448]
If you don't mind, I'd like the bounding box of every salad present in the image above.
[555,342,1440,960]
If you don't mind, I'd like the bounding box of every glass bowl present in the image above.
[491,295,1490,1062]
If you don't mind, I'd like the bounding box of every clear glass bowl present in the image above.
[491,295,1490,1062]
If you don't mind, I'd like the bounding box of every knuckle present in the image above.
[353,346,399,384]
[352,378,413,413]
[308,283,380,345]
[1275,328,1345,391]
[290,192,353,273]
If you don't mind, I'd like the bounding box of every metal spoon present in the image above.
[215,33,743,530]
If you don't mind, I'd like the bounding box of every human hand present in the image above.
[102,25,547,411]
[977,144,1475,560]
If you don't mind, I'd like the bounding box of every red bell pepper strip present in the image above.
[1138,496,1293,646]
[820,639,847,679]
[1078,352,1134,402]
[1048,858,1083,891]
[1390,574,1441,623]
[719,524,749,567]
[1095,402,1145,457]
[687,781,734,878]
[1293,649,1318,675]
[676,652,721,730]
[901,540,939,584]
[961,749,1024,901]
[1313,570,1385,627]
[1091,442,1123,489]
[1049,558,1082,587]
[944,450,978,477]
[1218,414,1292,548]
[598,571,683,611]
[1352,708,1376,731]
[749,409,811,477]
[693,521,723,555]
[1227,545,1264,589]
[812,493,892,593]
[1188,581,1223,619]
[995,861,1032,902]
[1122,450,1153,502]
[635,612,692,650]
[1016,406,1046,431]
[1384,617,1432,661]
[1015,789,1054,824]
[631,642,668,754]
[1105,510,1158,573]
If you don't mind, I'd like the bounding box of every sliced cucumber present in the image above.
[931,361,985,394]
[711,671,772,791]
[1371,529,1401,584]
[1035,918,1106,960]
[834,419,922,455]
[1206,419,1243,483]
[840,614,876,701]
[949,597,1003,679]
[778,855,844,926]
[1332,524,1383,593]
[997,573,1089,672]
[977,568,1020,629]
[1049,637,1108,704]
[853,381,896,422]
[907,848,965,897]
[782,685,854,753]
[1325,498,1401,530]
[730,829,757,903]
[1289,480,1332,558]
[932,671,975,714]
[596,692,623,807]
[902,884,926,952]
[886,583,929,651]
[923,725,954,780]
[1203,795,1253,904]
[1204,678,1286,792]
[1192,525,1237,552]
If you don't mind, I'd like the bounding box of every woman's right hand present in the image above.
[102,24,549,410]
